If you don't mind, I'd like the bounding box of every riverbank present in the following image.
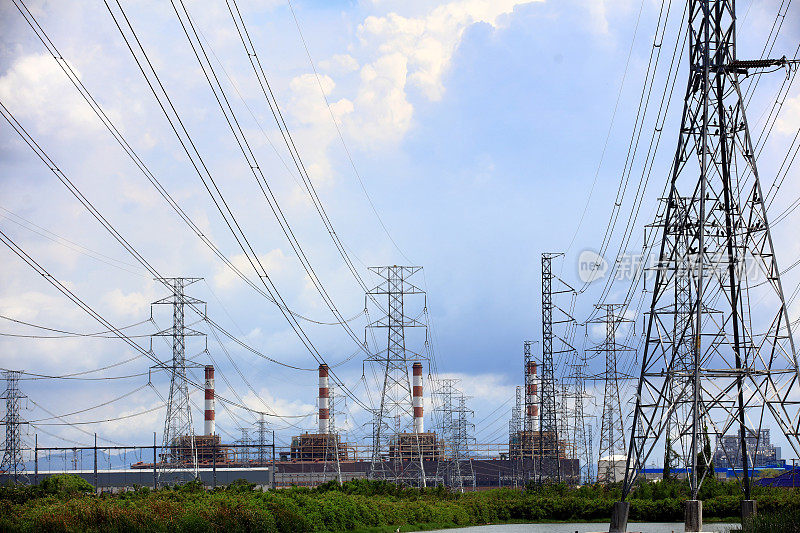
[0,476,795,532]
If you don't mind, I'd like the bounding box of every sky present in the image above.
[1,0,800,468]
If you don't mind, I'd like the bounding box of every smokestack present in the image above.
[412,362,424,433]
[204,365,215,435]
[319,364,330,434]
[525,360,538,431]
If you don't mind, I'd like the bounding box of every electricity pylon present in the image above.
[508,385,523,486]
[237,427,251,463]
[436,378,465,491]
[613,1,800,530]
[539,253,576,482]
[564,356,593,484]
[1,370,27,483]
[588,304,634,484]
[254,414,269,465]
[454,394,476,490]
[365,266,428,484]
[152,277,205,475]
[658,195,697,479]
[539,254,560,482]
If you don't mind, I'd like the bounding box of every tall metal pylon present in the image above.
[1,370,27,483]
[509,385,522,447]
[564,355,593,484]
[659,195,697,478]
[454,394,476,490]
[365,266,428,482]
[435,378,464,491]
[539,252,575,482]
[523,340,537,435]
[237,427,251,463]
[152,277,205,472]
[254,413,268,465]
[508,385,523,486]
[589,304,634,484]
[614,1,800,529]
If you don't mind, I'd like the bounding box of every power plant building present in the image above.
[713,428,782,469]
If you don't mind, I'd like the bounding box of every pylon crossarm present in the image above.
[728,57,800,72]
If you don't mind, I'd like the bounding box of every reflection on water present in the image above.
[428,523,740,533]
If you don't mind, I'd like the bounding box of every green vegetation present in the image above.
[2,475,800,532]
[743,510,800,532]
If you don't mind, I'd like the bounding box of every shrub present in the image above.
[39,474,94,496]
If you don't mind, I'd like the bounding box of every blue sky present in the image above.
[1,0,800,464]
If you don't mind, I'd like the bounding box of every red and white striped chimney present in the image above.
[204,365,215,435]
[318,364,330,434]
[525,361,538,431]
[412,362,424,433]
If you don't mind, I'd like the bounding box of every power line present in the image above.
[0,206,146,276]
[168,0,381,360]
[0,221,292,418]
[575,0,676,298]
[102,0,370,411]
[1,87,368,415]
[27,384,150,423]
[283,0,413,264]
[10,0,359,329]
[0,314,153,337]
[564,0,648,256]
[7,369,148,381]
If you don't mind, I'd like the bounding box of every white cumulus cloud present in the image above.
[0,54,101,140]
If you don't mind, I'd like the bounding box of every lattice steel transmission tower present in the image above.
[152,277,205,470]
[254,414,269,465]
[237,427,251,463]
[436,378,465,490]
[657,195,698,479]
[523,340,537,435]
[613,2,800,529]
[539,252,576,482]
[509,385,522,447]
[1,371,27,482]
[508,385,523,486]
[365,266,428,482]
[589,304,633,484]
[454,394,476,490]
[564,356,593,484]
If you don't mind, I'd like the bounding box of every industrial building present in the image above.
[24,270,583,491]
[597,454,627,483]
[506,354,581,482]
[713,428,783,469]
[25,357,582,491]
[387,432,445,462]
[289,433,353,461]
